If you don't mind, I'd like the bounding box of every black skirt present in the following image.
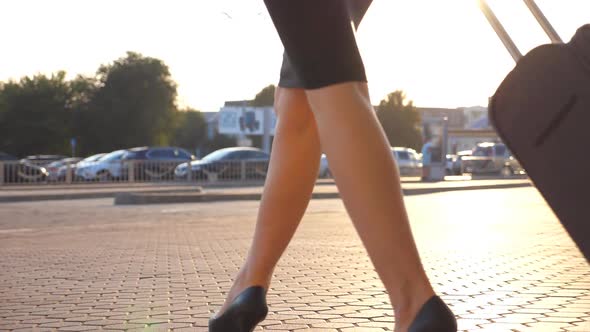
[264,0,373,89]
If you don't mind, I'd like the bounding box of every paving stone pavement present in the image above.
[0,187,588,331]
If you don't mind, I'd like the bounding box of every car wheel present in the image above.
[97,171,113,182]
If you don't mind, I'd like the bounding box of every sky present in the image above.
[0,0,588,112]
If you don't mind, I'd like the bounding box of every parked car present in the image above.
[46,157,82,181]
[445,154,462,175]
[175,147,270,181]
[72,153,106,170]
[462,142,524,176]
[318,154,331,178]
[391,147,422,176]
[20,155,68,167]
[122,146,196,181]
[75,150,127,181]
[0,152,49,183]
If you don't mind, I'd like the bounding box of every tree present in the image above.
[80,52,178,154]
[202,134,236,156]
[171,108,207,153]
[0,72,75,156]
[250,84,275,107]
[376,91,423,150]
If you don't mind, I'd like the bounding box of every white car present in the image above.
[391,147,422,176]
[75,150,126,181]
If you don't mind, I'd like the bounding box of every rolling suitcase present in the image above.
[479,0,590,261]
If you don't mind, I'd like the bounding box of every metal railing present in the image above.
[0,158,526,187]
[0,160,272,186]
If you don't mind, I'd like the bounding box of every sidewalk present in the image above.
[0,187,587,331]
[0,177,532,203]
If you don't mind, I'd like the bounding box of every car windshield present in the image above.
[473,146,493,157]
[396,151,410,160]
[201,149,234,162]
[82,154,104,162]
[47,161,64,168]
[100,151,125,162]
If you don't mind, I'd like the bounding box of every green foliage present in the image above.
[376,91,423,150]
[171,108,207,152]
[78,52,178,154]
[250,84,275,107]
[202,133,236,155]
[0,72,76,156]
[0,52,185,157]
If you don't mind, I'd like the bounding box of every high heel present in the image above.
[408,295,457,332]
[208,286,269,332]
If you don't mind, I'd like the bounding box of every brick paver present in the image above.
[0,187,588,331]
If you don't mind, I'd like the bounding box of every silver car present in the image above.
[462,142,524,176]
[391,147,422,176]
[76,150,127,181]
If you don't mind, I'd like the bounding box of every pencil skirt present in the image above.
[263,0,373,89]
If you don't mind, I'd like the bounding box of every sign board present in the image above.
[218,107,277,136]
[422,118,448,181]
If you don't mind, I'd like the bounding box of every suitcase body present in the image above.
[489,24,590,260]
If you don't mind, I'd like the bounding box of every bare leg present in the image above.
[213,87,322,317]
[305,82,435,331]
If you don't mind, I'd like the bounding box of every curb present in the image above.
[114,182,533,205]
[0,187,203,203]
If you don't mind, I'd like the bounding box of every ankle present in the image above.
[390,284,435,328]
[236,264,272,290]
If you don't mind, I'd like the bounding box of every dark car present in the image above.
[122,146,196,181]
[21,154,68,167]
[445,154,463,175]
[0,152,49,183]
[175,147,270,181]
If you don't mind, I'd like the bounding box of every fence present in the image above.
[0,157,526,186]
[0,159,271,186]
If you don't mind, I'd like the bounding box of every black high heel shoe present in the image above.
[209,286,268,332]
[408,295,457,332]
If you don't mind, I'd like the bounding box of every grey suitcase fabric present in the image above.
[489,25,590,261]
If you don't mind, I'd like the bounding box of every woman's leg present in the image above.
[214,87,322,317]
[305,81,435,331]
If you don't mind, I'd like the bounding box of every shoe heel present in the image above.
[209,286,268,332]
[408,295,457,332]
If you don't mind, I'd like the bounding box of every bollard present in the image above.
[241,160,247,181]
[0,162,4,186]
[65,162,72,184]
[186,162,192,183]
[128,161,135,183]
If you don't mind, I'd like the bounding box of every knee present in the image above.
[274,87,316,134]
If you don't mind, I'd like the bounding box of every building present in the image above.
[207,101,499,154]
[203,100,256,140]
[201,112,220,140]
[417,106,500,154]
[417,107,466,129]
[461,106,490,130]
